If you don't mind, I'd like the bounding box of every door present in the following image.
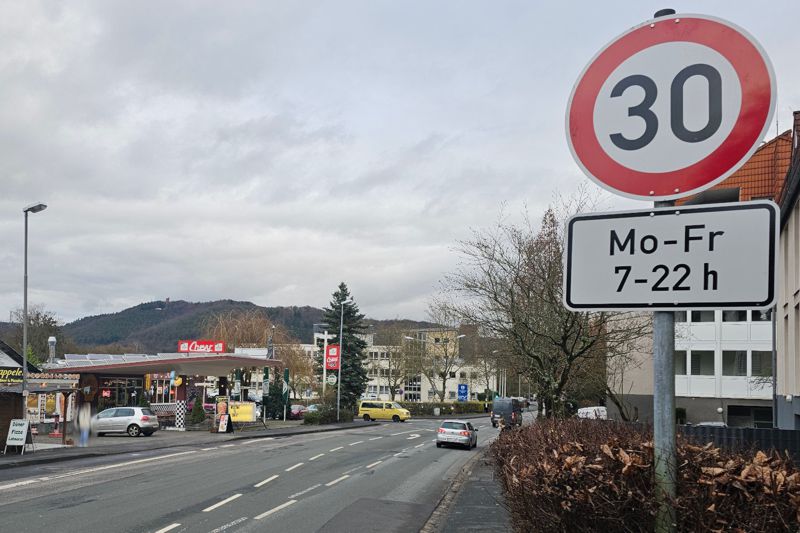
[112,408,135,431]
[94,409,116,431]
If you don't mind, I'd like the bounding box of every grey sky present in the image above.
[1,2,798,324]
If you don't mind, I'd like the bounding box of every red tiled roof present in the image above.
[677,131,792,204]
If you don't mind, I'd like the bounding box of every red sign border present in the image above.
[324,344,341,371]
[177,339,227,354]
[566,14,776,201]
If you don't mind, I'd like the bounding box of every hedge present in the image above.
[398,401,489,416]
[492,418,800,532]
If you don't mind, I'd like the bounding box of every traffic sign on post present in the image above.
[457,384,468,402]
[566,14,775,201]
[564,201,778,311]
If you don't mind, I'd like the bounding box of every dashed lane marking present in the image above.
[285,462,304,472]
[153,523,181,533]
[329,446,343,452]
[240,438,274,445]
[368,436,383,441]
[220,444,236,448]
[348,441,364,446]
[202,493,242,513]
[406,434,421,440]
[309,453,325,461]
[254,500,297,520]
[366,460,382,469]
[208,517,248,532]
[289,483,321,498]
[414,443,426,448]
[254,474,279,488]
[325,475,349,487]
[201,447,218,451]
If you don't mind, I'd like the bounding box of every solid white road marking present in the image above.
[11,451,198,487]
[201,447,218,451]
[240,438,273,446]
[329,446,343,452]
[254,474,279,488]
[289,483,321,498]
[0,479,38,491]
[309,453,325,461]
[202,493,242,513]
[325,475,350,486]
[255,500,298,520]
[220,444,236,448]
[368,436,383,441]
[349,440,364,446]
[366,460,382,469]
[393,452,404,457]
[154,523,182,533]
[286,462,304,472]
[415,443,425,448]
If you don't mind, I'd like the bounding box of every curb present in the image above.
[420,446,489,533]
[0,421,377,470]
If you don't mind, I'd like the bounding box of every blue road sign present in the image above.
[457,384,468,402]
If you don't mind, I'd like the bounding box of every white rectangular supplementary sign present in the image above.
[563,201,778,311]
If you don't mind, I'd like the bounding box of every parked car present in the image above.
[577,406,608,420]
[436,419,478,449]
[306,404,320,413]
[357,400,411,422]
[92,407,159,437]
[288,405,307,420]
[491,397,523,428]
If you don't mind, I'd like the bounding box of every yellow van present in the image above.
[358,400,411,422]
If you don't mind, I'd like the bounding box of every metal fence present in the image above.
[679,425,800,461]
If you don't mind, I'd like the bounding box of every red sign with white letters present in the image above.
[325,344,340,370]
[178,340,226,353]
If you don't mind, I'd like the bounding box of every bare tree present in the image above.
[444,196,651,417]
[202,309,291,349]
[373,324,421,401]
[279,344,316,400]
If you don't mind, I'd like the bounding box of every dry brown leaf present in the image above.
[702,467,725,477]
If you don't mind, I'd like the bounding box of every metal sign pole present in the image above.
[653,197,676,533]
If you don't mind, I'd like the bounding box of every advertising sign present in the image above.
[0,367,22,383]
[326,374,337,385]
[563,201,778,310]
[457,384,469,402]
[229,401,257,422]
[4,419,32,455]
[178,340,226,353]
[566,14,775,201]
[217,414,229,433]
[325,344,341,371]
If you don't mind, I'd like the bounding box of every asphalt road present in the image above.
[0,418,498,533]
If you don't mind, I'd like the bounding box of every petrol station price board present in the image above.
[563,201,778,311]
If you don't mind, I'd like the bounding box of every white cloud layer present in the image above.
[1,2,798,323]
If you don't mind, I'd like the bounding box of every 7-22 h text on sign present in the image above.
[563,201,777,311]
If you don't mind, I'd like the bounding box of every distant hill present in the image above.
[62,300,433,354]
[63,300,324,353]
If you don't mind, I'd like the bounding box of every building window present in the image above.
[427,390,435,399]
[674,311,687,322]
[722,310,748,322]
[674,350,687,375]
[751,310,771,322]
[448,391,456,399]
[751,351,773,377]
[449,372,456,378]
[459,372,467,379]
[691,311,715,322]
[722,350,747,376]
[690,350,714,375]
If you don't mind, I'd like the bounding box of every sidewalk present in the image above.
[431,450,511,533]
[0,419,378,470]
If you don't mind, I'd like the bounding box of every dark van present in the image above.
[491,398,523,428]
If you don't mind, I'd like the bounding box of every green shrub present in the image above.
[303,404,353,425]
[303,411,321,425]
[399,401,489,416]
[189,399,207,425]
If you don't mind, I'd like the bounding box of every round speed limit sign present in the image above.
[566,14,775,201]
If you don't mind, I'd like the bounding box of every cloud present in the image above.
[0,2,797,324]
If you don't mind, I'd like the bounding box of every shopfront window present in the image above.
[98,377,143,409]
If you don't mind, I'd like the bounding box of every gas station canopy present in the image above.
[45,353,281,376]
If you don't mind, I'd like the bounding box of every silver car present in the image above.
[436,419,478,449]
[92,407,159,437]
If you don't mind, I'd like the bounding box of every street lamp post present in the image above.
[22,202,47,419]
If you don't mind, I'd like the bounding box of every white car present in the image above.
[436,419,478,449]
[577,406,608,420]
[92,407,159,437]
